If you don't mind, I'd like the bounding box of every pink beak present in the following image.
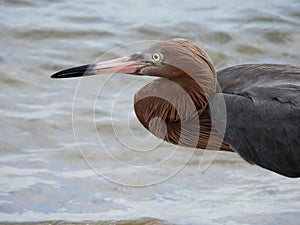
[51,55,148,79]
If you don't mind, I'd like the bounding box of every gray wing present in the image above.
[216,64,300,177]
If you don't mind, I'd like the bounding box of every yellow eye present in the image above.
[152,53,163,63]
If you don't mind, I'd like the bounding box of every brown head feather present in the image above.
[134,39,234,152]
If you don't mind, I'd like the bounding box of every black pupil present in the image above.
[154,54,159,60]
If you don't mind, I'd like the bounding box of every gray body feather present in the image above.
[217,64,300,177]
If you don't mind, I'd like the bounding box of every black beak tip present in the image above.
[50,64,94,79]
[50,71,65,79]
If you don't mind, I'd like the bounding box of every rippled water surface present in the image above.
[1,0,300,224]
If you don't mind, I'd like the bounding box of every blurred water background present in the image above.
[1,0,300,224]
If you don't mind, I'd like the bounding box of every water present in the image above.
[1,0,300,224]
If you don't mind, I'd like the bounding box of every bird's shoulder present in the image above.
[217,64,300,105]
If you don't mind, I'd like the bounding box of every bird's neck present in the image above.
[170,74,215,114]
[134,75,234,152]
[169,75,234,152]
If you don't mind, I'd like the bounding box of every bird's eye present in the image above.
[152,53,163,63]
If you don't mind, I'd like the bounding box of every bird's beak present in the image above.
[50,55,148,79]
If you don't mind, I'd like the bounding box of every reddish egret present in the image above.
[51,39,300,178]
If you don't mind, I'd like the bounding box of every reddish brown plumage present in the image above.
[134,39,234,152]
